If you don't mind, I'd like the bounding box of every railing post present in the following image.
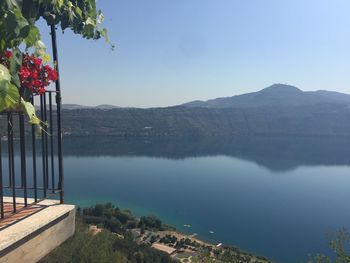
[40,95,47,199]
[7,113,16,213]
[31,96,38,202]
[0,136,3,219]
[19,113,27,207]
[50,25,64,204]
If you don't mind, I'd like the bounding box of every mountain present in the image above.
[57,84,350,137]
[181,84,350,108]
[313,90,350,104]
[61,104,350,137]
[62,104,93,110]
[95,104,120,110]
[56,104,119,110]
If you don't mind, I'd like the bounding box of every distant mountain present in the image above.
[313,90,350,104]
[95,104,120,110]
[181,84,350,108]
[61,104,119,110]
[62,104,93,110]
[57,84,350,137]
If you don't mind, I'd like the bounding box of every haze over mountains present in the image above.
[62,104,120,110]
[181,84,350,108]
[60,84,350,137]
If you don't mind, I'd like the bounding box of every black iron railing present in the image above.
[0,91,63,220]
[0,26,64,221]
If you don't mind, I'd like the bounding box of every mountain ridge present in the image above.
[54,84,350,138]
[181,84,350,109]
[57,84,350,110]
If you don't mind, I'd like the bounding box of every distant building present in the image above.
[130,228,142,238]
[151,243,177,255]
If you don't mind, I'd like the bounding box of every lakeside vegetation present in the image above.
[40,203,271,263]
[41,203,350,263]
[308,229,350,263]
[40,203,176,263]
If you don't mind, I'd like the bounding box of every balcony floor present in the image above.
[0,201,46,230]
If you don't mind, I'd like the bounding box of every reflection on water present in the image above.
[60,136,350,263]
[63,135,350,171]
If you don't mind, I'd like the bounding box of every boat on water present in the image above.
[209,231,214,234]
[183,224,191,228]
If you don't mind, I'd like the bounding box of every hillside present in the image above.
[181,84,350,108]
[59,84,350,137]
[61,104,350,137]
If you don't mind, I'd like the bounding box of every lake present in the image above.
[62,136,350,263]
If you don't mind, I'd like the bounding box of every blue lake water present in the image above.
[61,136,350,263]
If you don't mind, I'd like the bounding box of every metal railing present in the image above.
[0,91,63,220]
[0,26,64,221]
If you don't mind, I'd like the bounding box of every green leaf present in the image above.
[24,25,40,48]
[9,48,22,87]
[6,0,19,8]
[34,40,47,57]
[13,8,29,38]
[85,17,95,26]
[20,98,40,125]
[57,0,64,8]
[0,82,20,112]
[75,6,83,19]
[0,64,11,82]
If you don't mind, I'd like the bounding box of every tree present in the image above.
[308,228,350,263]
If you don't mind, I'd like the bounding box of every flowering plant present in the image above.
[0,0,111,127]
[1,51,57,96]
[19,53,58,95]
[0,48,58,126]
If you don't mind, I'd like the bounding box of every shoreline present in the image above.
[131,223,271,263]
[75,201,272,262]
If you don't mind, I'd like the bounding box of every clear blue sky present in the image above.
[39,0,350,107]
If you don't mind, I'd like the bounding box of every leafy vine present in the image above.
[0,0,110,126]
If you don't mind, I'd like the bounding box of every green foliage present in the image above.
[308,229,350,263]
[138,215,175,231]
[40,217,129,263]
[0,0,111,125]
[112,238,174,263]
[20,98,41,125]
[42,203,272,263]
[81,203,139,233]
[0,65,20,112]
[0,0,111,53]
[139,215,162,230]
[40,205,176,263]
[81,203,174,234]
[160,235,178,245]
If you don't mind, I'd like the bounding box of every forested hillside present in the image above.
[61,103,350,137]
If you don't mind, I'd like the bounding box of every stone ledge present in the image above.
[0,197,75,263]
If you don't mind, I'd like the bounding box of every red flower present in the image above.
[4,51,12,59]
[39,87,46,95]
[19,67,31,79]
[34,80,41,88]
[3,53,58,95]
[33,57,42,67]
[48,69,58,81]
[30,70,38,79]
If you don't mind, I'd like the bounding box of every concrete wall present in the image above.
[0,199,75,263]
